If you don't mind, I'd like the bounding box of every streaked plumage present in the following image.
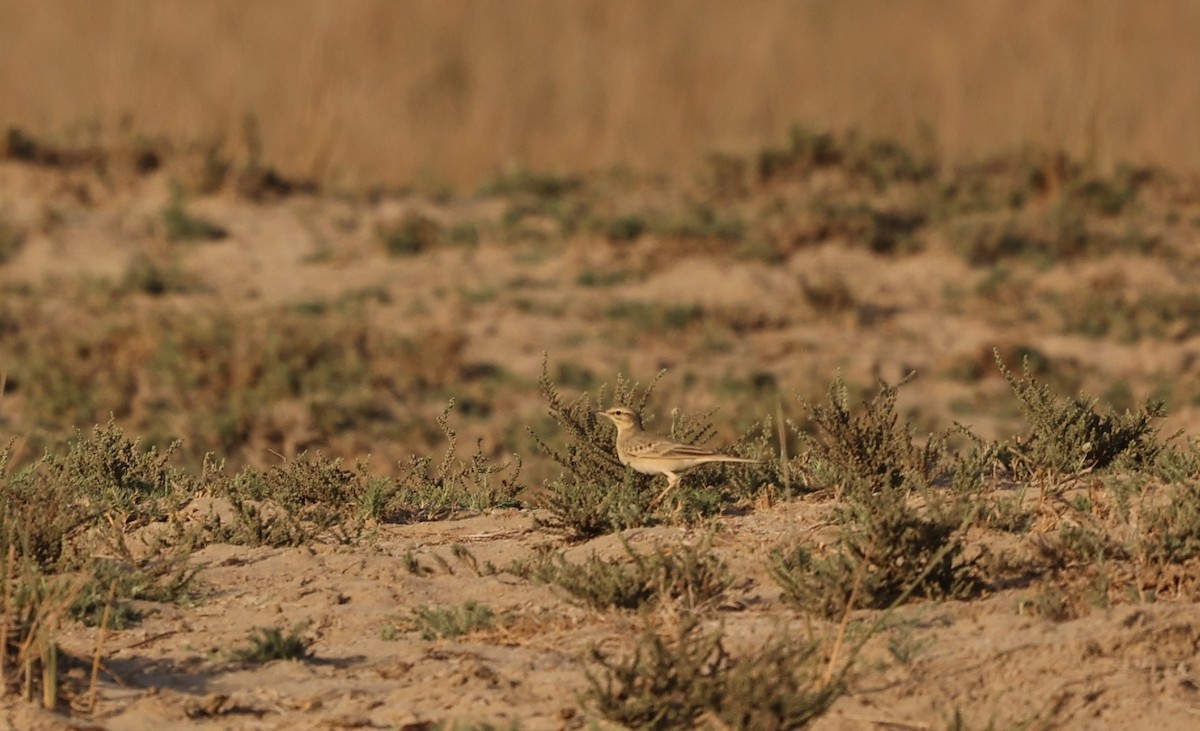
[596,406,757,505]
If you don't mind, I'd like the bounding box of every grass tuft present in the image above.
[232,625,311,664]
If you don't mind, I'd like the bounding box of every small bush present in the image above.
[997,351,1168,477]
[0,214,24,264]
[522,537,731,611]
[586,617,841,730]
[377,213,441,257]
[527,363,666,538]
[478,166,580,199]
[530,362,748,535]
[195,454,364,548]
[803,374,945,494]
[162,182,226,241]
[605,214,646,242]
[770,489,980,618]
[389,401,523,521]
[0,425,202,707]
[2,420,181,569]
[538,471,652,541]
[1142,480,1200,563]
[410,601,495,640]
[232,625,311,664]
[121,252,197,295]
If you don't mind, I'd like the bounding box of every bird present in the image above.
[596,406,757,506]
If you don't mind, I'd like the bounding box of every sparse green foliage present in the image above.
[605,300,705,332]
[528,361,667,538]
[529,359,762,535]
[195,452,368,547]
[478,166,580,199]
[539,470,652,541]
[757,123,935,191]
[2,420,180,569]
[410,601,495,640]
[233,624,311,663]
[378,213,442,256]
[121,252,197,295]
[0,423,207,707]
[70,555,201,629]
[0,213,24,264]
[1142,480,1200,563]
[586,618,841,730]
[586,619,723,729]
[717,634,844,730]
[604,214,646,242]
[390,401,523,521]
[521,537,731,611]
[803,374,946,494]
[162,181,226,241]
[771,489,980,618]
[997,351,1167,477]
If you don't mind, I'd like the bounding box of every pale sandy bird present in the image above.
[596,406,757,506]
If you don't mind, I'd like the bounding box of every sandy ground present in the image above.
[3,152,1200,729]
[0,502,1195,730]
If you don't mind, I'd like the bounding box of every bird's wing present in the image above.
[630,438,718,459]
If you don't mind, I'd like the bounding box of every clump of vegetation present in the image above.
[604,214,647,242]
[409,601,496,640]
[802,374,946,494]
[605,300,705,333]
[232,625,311,664]
[529,362,755,537]
[0,423,200,707]
[527,364,664,539]
[121,252,198,296]
[377,213,442,257]
[651,202,746,244]
[773,376,984,617]
[0,213,24,264]
[996,351,1168,478]
[770,488,981,618]
[478,166,581,199]
[1141,480,1200,564]
[586,617,842,730]
[191,411,522,547]
[162,181,227,241]
[234,114,316,200]
[4,420,180,570]
[386,401,523,522]
[517,537,731,611]
[757,123,935,192]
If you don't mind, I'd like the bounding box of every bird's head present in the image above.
[596,406,642,431]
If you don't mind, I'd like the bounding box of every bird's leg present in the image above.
[650,472,680,508]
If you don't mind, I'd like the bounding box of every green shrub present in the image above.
[162,181,226,241]
[586,617,841,730]
[770,489,980,618]
[803,374,945,494]
[233,625,311,663]
[527,363,666,538]
[520,537,730,611]
[389,401,523,521]
[410,601,495,640]
[377,213,441,257]
[996,351,1168,477]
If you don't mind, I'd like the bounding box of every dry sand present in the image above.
[2,151,1200,729]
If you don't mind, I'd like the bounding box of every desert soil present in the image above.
[2,146,1200,730]
[7,504,1200,731]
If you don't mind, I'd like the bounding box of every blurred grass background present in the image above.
[3,0,1199,188]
